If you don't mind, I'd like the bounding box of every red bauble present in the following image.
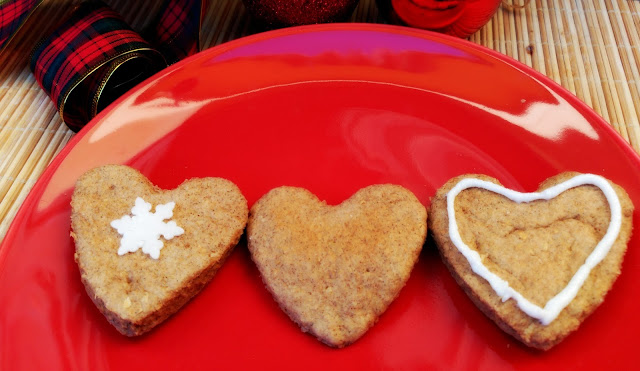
[242,0,361,28]
[376,0,502,38]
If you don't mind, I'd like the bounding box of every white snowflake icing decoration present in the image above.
[111,197,184,259]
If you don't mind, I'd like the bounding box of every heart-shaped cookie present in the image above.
[71,165,248,336]
[247,185,427,347]
[428,172,634,350]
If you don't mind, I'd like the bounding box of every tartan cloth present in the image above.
[0,0,203,131]
[0,0,40,49]
[146,0,202,65]
[30,0,166,131]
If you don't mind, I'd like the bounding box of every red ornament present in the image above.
[376,0,502,38]
[242,0,361,28]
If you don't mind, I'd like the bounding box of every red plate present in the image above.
[1,24,639,370]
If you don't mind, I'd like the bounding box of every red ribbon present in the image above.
[1,0,203,131]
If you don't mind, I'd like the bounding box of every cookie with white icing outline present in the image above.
[247,185,427,347]
[71,165,248,336]
[428,172,634,350]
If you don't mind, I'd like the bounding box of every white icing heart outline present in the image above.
[446,174,622,325]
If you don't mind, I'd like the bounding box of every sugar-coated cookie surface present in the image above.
[71,165,248,336]
[247,185,427,347]
[428,172,634,350]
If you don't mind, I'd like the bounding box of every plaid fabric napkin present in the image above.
[1,0,203,131]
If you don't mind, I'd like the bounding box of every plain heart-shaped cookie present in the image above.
[71,165,248,336]
[247,185,427,347]
[428,172,634,350]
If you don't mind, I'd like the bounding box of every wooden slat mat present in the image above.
[1,0,639,240]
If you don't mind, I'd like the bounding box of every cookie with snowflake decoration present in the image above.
[71,165,248,336]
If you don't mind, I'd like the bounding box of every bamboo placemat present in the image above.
[1,0,639,241]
